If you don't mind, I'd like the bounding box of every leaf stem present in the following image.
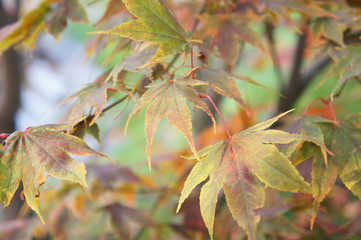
[327,100,337,122]
[303,97,338,122]
[303,97,322,115]
[198,92,232,140]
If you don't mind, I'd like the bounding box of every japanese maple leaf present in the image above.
[280,115,332,163]
[195,68,281,115]
[96,0,125,25]
[57,78,123,129]
[91,0,200,68]
[125,76,216,170]
[312,17,346,47]
[44,0,89,39]
[196,13,267,70]
[0,0,57,54]
[0,124,112,222]
[261,0,335,32]
[320,46,361,99]
[292,114,361,228]
[177,111,330,240]
[105,44,159,85]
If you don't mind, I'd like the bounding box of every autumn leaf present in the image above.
[320,46,361,99]
[125,75,216,170]
[196,13,268,70]
[105,203,154,239]
[0,124,112,222]
[292,113,361,229]
[44,0,89,39]
[261,0,336,32]
[0,0,57,54]
[90,0,201,68]
[96,0,125,25]
[195,68,281,115]
[56,78,126,129]
[312,18,346,47]
[70,116,101,145]
[105,43,159,85]
[281,115,332,164]
[177,110,330,240]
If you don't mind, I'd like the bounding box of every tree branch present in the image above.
[277,31,307,114]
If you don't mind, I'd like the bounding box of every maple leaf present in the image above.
[0,124,112,222]
[105,43,159,85]
[0,0,57,54]
[177,110,330,240]
[70,116,101,145]
[91,0,200,68]
[261,0,335,32]
[312,18,346,47]
[280,115,332,163]
[320,46,361,100]
[195,68,281,114]
[96,0,125,25]
[196,13,268,70]
[56,78,128,129]
[125,75,216,170]
[44,0,89,39]
[291,114,361,228]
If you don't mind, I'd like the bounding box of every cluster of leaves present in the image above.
[0,0,361,239]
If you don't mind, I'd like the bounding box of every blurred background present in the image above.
[1,0,361,239]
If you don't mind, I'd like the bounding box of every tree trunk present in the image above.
[0,0,24,221]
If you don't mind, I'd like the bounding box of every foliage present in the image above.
[0,0,361,239]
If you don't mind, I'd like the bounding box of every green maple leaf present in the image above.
[177,111,330,240]
[91,0,200,68]
[125,75,216,170]
[312,18,346,47]
[292,114,361,229]
[320,46,361,100]
[0,124,112,222]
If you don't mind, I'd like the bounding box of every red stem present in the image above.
[328,100,337,122]
[303,97,322,115]
[198,93,232,140]
[303,98,338,122]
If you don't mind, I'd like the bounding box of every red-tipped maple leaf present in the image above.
[177,111,330,240]
[126,74,216,170]
[0,124,112,222]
